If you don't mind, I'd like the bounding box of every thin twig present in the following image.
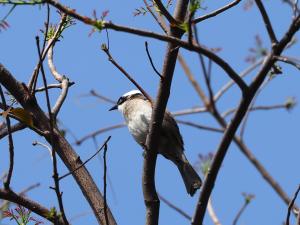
[192,0,242,24]
[207,198,222,225]
[36,36,69,225]
[103,142,109,225]
[177,54,209,106]
[101,44,153,103]
[145,41,163,78]
[275,55,300,70]
[75,124,125,146]
[176,119,224,133]
[28,4,51,94]
[193,24,210,106]
[172,107,208,116]
[89,90,116,104]
[232,194,254,225]
[0,85,14,190]
[214,58,264,102]
[19,183,41,197]
[35,81,75,92]
[59,136,111,181]
[222,103,290,118]
[158,193,191,220]
[286,185,300,225]
[32,140,53,159]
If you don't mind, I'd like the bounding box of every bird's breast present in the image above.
[125,105,152,145]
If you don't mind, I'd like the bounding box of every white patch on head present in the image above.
[122,90,141,98]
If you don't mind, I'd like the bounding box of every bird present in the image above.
[109,89,202,196]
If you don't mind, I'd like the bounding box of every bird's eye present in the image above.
[117,96,125,105]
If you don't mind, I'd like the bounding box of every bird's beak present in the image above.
[109,104,118,111]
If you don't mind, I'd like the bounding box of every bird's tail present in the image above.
[177,154,202,196]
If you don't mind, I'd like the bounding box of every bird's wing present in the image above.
[162,111,184,151]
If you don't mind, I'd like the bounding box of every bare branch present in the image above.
[89,89,116,104]
[32,0,248,93]
[176,119,224,133]
[286,185,300,225]
[158,193,191,220]
[35,81,75,92]
[145,41,163,79]
[207,198,222,225]
[254,0,278,44]
[177,54,209,105]
[192,0,242,24]
[75,124,125,146]
[222,103,290,118]
[275,55,300,70]
[172,107,208,116]
[143,1,190,224]
[0,85,14,190]
[32,140,53,159]
[232,193,255,225]
[0,63,117,225]
[101,44,153,103]
[192,15,300,224]
[103,142,109,225]
[0,188,65,225]
[143,0,169,33]
[59,136,111,181]
[214,59,265,102]
[52,78,69,118]
[153,0,179,26]
[36,35,69,225]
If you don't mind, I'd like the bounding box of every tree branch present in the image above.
[33,0,248,93]
[143,1,189,224]
[254,0,278,45]
[0,63,117,225]
[192,15,300,225]
[36,36,69,225]
[192,0,242,24]
[101,44,153,103]
[286,185,300,225]
[153,0,179,26]
[158,193,191,220]
[0,188,65,225]
[0,85,14,190]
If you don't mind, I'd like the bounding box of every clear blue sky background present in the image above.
[1,0,300,225]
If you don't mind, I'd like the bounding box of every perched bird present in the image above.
[109,90,202,196]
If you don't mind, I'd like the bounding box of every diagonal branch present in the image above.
[254,0,278,45]
[192,15,300,225]
[192,0,242,24]
[0,188,65,225]
[101,44,153,103]
[153,0,179,26]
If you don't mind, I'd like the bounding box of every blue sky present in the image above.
[1,0,300,225]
